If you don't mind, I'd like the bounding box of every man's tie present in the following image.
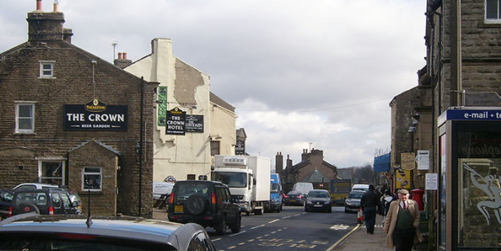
[403,202,406,210]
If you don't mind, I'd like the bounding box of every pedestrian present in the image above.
[360,184,381,234]
[383,189,423,251]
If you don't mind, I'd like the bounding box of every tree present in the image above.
[351,164,374,184]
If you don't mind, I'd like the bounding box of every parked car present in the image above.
[304,189,332,213]
[167,180,241,235]
[9,188,79,217]
[0,189,13,220]
[13,183,59,191]
[13,183,82,214]
[344,190,365,213]
[284,191,305,206]
[0,214,217,251]
[351,184,370,192]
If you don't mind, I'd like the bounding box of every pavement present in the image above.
[329,214,391,251]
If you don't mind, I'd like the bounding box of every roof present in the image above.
[302,169,330,183]
[210,92,235,112]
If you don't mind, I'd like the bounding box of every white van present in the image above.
[292,182,314,195]
[153,182,174,200]
[351,184,370,192]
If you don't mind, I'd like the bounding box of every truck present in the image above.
[266,173,283,212]
[212,155,271,216]
[330,179,352,205]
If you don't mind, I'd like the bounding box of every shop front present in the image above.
[438,108,501,250]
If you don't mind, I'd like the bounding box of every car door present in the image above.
[221,186,238,223]
[50,192,64,214]
[59,192,75,214]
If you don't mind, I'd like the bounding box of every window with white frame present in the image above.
[39,61,55,78]
[486,0,501,23]
[82,167,102,191]
[39,161,65,186]
[15,102,35,134]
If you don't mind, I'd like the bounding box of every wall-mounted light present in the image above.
[408,127,416,133]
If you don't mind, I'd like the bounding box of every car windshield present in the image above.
[270,183,280,193]
[308,191,329,198]
[287,191,301,196]
[14,192,48,207]
[348,192,364,199]
[176,183,211,200]
[213,172,247,188]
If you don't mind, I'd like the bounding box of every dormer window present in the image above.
[39,61,55,78]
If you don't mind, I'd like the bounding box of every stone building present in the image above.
[279,149,338,193]
[0,3,158,217]
[118,38,237,183]
[390,0,501,249]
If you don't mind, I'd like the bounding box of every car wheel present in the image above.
[185,194,206,215]
[215,215,227,235]
[230,214,241,233]
[17,204,40,214]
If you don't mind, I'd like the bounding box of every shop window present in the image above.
[82,167,102,191]
[458,131,501,248]
[39,161,64,186]
[15,102,35,134]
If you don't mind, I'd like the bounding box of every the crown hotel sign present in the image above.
[166,107,186,135]
[64,99,128,131]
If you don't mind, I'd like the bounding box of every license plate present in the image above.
[314,205,322,207]
[290,199,296,202]
[174,205,184,213]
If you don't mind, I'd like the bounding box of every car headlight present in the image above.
[306,201,313,205]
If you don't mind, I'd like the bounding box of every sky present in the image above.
[0,0,426,168]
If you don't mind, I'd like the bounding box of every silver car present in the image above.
[0,214,216,251]
[344,190,365,213]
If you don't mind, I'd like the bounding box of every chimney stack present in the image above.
[275,152,283,175]
[114,52,133,69]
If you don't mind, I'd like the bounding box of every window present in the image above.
[39,61,55,78]
[486,0,501,23]
[210,141,220,156]
[15,102,35,134]
[82,167,102,191]
[40,161,64,186]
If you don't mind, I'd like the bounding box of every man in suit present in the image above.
[383,189,423,251]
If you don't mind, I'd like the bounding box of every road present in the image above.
[209,205,358,251]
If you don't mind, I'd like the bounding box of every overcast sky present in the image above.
[0,0,426,168]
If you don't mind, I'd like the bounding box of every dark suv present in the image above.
[9,188,79,217]
[167,180,241,235]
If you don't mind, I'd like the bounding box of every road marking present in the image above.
[251,224,265,230]
[326,224,361,251]
[329,224,349,230]
[229,230,246,237]
[268,219,279,224]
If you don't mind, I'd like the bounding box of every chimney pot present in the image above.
[53,0,59,12]
[37,0,42,11]
[123,52,127,59]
